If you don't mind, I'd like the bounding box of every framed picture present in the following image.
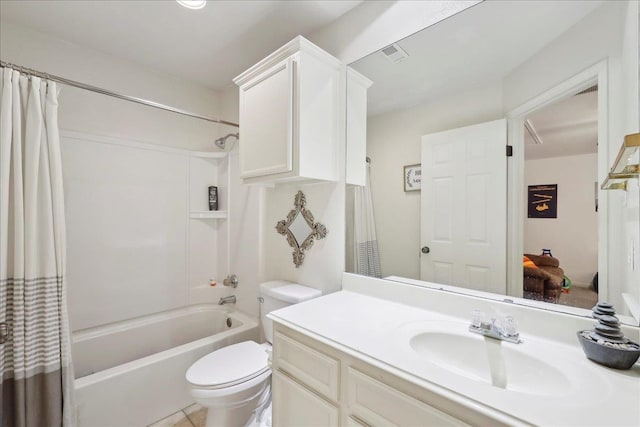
[528,184,557,218]
[404,164,422,192]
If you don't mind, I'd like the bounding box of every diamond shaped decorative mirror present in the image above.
[276,191,328,267]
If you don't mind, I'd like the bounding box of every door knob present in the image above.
[421,246,430,254]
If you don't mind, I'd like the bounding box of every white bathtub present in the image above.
[73,304,259,427]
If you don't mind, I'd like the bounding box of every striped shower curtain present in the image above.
[352,162,381,278]
[0,68,75,426]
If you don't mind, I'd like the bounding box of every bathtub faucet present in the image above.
[219,295,236,305]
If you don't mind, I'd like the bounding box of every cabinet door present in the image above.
[272,370,339,427]
[274,332,340,402]
[239,57,295,179]
[345,67,371,186]
[347,368,468,427]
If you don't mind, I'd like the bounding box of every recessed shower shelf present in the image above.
[189,211,228,220]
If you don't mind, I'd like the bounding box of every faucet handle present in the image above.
[502,316,518,337]
[223,274,238,288]
[471,309,485,328]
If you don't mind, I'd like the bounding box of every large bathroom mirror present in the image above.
[346,0,640,325]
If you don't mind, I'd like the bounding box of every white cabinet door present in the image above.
[272,370,339,427]
[239,57,294,179]
[346,368,468,427]
[274,332,340,402]
[420,119,507,294]
[345,67,372,186]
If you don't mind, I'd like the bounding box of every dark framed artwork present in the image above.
[528,184,557,218]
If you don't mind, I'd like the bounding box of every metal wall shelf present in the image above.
[601,133,640,191]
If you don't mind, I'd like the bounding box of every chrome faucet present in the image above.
[219,295,236,305]
[469,310,521,344]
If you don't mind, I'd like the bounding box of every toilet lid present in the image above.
[186,341,269,388]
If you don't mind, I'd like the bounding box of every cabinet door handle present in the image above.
[421,246,430,254]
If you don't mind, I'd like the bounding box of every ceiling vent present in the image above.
[576,85,598,96]
[380,43,409,63]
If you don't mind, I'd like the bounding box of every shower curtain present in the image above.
[352,162,382,278]
[0,68,75,427]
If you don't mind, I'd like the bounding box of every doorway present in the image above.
[507,61,608,307]
[522,86,599,308]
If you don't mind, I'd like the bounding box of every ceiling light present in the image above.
[176,0,206,10]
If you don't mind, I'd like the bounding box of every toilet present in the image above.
[186,281,322,427]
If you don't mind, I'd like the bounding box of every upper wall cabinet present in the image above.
[233,36,342,184]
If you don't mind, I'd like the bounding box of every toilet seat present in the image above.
[186,341,269,390]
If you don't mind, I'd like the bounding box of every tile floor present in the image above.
[148,403,206,427]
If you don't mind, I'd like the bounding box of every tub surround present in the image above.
[268,273,640,426]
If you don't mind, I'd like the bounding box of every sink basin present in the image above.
[406,322,571,396]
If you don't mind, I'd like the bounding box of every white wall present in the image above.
[502,2,625,113]
[0,20,228,150]
[263,183,345,296]
[226,148,265,318]
[524,154,598,287]
[366,81,503,278]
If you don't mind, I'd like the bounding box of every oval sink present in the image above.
[409,327,571,397]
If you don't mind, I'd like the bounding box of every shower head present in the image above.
[214,133,239,150]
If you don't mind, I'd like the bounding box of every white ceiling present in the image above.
[525,90,598,160]
[352,0,603,116]
[0,0,362,90]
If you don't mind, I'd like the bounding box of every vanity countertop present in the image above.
[269,289,640,427]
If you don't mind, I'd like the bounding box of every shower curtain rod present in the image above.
[0,60,239,128]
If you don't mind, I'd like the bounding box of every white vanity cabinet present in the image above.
[233,36,342,185]
[271,323,501,427]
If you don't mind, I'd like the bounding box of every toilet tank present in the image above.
[259,280,322,343]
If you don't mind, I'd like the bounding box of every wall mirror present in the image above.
[346,0,640,325]
[277,191,328,267]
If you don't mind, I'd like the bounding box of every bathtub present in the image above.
[73,304,259,427]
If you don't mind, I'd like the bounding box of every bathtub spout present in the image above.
[219,295,236,305]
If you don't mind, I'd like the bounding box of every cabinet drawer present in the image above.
[346,368,468,427]
[273,370,339,427]
[274,332,340,402]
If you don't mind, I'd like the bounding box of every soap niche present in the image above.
[188,151,229,303]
